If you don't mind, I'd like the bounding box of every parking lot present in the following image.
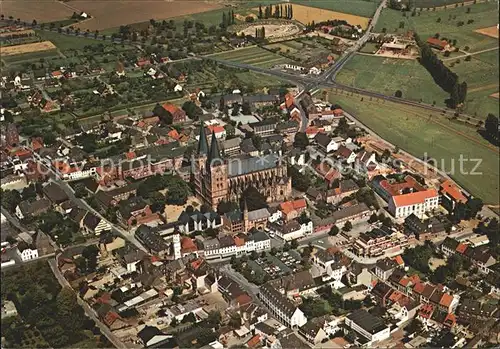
[248,250,303,280]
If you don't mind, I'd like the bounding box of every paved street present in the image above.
[48,257,127,349]
[30,149,147,252]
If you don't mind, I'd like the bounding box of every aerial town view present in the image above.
[0,0,499,347]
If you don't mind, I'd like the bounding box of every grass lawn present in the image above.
[210,46,291,68]
[445,50,499,117]
[327,91,499,205]
[374,2,498,51]
[359,42,380,53]
[36,30,124,51]
[335,54,450,104]
[291,0,380,17]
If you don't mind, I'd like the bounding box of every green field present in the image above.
[335,54,450,105]
[445,50,499,117]
[36,30,123,51]
[210,46,291,68]
[412,0,477,8]
[359,42,380,53]
[291,0,380,17]
[327,92,499,204]
[2,49,61,64]
[374,2,498,51]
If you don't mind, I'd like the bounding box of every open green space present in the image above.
[210,46,291,68]
[359,42,380,53]
[445,50,499,117]
[374,2,498,51]
[2,49,61,64]
[412,0,477,8]
[327,91,499,204]
[291,0,379,17]
[335,54,450,105]
[36,30,129,51]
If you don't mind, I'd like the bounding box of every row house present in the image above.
[268,219,313,241]
[217,275,253,309]
[177,209,222,235]
[258,283,307,329]
[388,189,440,219]
[439,179,467,213]
[441,237,497,274]
[312,247,350,287]
[198,231,271,260]
[278,198,307,222]
[354,225,409,258]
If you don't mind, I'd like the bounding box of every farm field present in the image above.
[73,0,222,30]
[327,92,499,205]
[445,50,499,117]
[291,0,379,18]
[374,2,499,51]
[0,0,75,23]
[2,49,61,65]
[335,54,450,105]
[210,46,292,68]
[283,3,371,28]
[1,41,56,55]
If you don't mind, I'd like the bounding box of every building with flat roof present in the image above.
[345,309,390,346]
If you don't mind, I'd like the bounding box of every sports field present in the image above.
[291,0,379,18]
[374,2,498,51]
[335,54,450,105]
[209,46,292,68]
[327,92,499,205]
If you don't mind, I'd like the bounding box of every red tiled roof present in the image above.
[443,313,456,327]
[333,108,343,116]
[162,103,180,114]
[408,274,421,284]
[399,278,410,287]
[51,70,63,77]
[394,255,404,266]
[419,303,434,319]
[168,129,180,140]
[207,125,225,134]
[440,179,467,203]
[413,282,426,295]
[426,37,447,48]
[126,151,136,160]
[234,293,252,306]
[392,189,439,208]
[306,126,320,135]
[247,335,261,348]
[389,291,404,302]
[280,199,307,215]
[455,243,468,254]
[234,236,245,247]
[181,237,197,252]
[439,293,454,308]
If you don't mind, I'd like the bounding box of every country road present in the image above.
[442,46,499,61]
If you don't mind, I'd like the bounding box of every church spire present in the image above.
[197,123,209,156]
[208,130,222,164]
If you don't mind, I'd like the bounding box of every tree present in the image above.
[382,217,393,227]
[170,317,178,327]
[250,251,259,260]
[241,101,251,115]
[395,90,403,98]
[482,113,499,144]
[241,186,267,210]
[182,101,202,120]
[258,5,263,19]
[342,220,352,232]
[290,239,299,249]
[1,189,22,212]
[73,183,87,198]
[368,213,378,224]
[328,225,339,236]
[293,132,309,150]
[270,247,277,255]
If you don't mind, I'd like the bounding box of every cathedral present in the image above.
[193,125,292,209]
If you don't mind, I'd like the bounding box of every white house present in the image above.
[259,283,307,328]
[17,243,38,262]
[174,84,183,92]
[308,67,322,75]
[283,63,305,72]
[388,189,440,219]
[81,212,111,235]
[345,309,390,346]
[250,230,271,252]
[269,220,313,241]
[313,248,348,288]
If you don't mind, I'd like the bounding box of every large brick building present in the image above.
[193,125,292,209]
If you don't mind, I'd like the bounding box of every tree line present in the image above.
[220,10,236,29]
[255,26,266,40]
[415,33,467,108]
[480,114,499,146]
[258,4,293,20]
